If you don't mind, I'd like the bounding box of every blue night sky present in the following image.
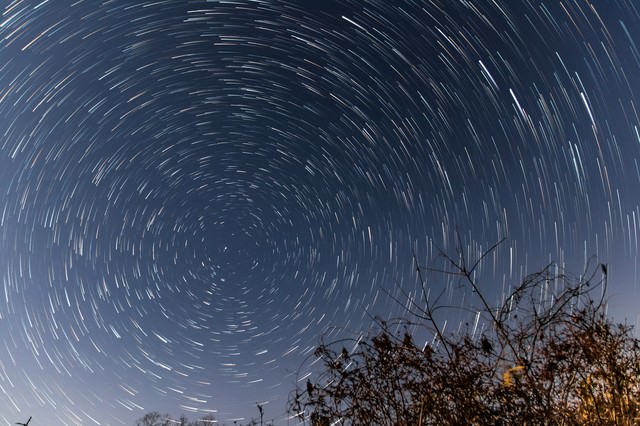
[1,0,640,424]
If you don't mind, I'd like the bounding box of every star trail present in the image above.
[1,0,640,424]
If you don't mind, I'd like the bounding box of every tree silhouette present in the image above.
[288,242,640,425]
[135,411,172,426]
[134,412,217,426]
[134,408,273,425]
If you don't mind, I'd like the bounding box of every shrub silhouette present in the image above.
[288,242,640,425]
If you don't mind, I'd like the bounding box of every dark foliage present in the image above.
[289,243,640,425]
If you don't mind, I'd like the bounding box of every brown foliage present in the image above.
[289,244,640,425]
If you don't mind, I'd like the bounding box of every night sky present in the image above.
[1,0,640,424]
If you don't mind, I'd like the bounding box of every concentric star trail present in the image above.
[0,1,639,424]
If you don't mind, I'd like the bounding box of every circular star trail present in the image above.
[1,0,640,424]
